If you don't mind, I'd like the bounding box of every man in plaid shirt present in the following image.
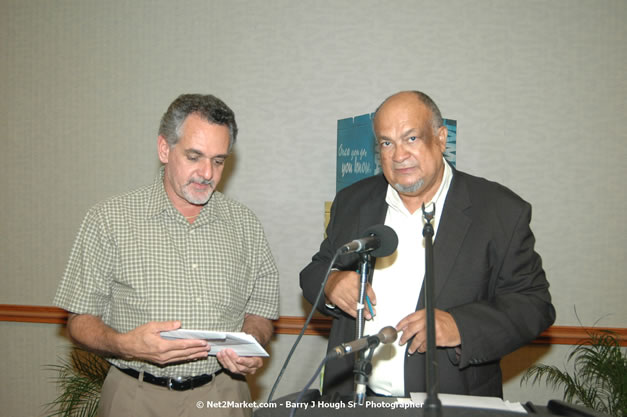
[54,94,279,417]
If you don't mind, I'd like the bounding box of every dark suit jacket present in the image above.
[300,168,555,398]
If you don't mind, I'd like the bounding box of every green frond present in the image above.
[521,364,572,390]
[522,328,626,417]
[44,348,110,417]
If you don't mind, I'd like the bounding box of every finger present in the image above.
[397,309,426,329]
[234,357,262,375]
[398,317,425,346]
[216,351,238,373]
[242,357,262,368]
[363,290,376,320]
[396,314,418,332]
[234,358,254,372]
[219,348,246,373]
[403,323,426,354]
[409,336,426,354]
[337,296,358,318]
[235,354,257,365]
[396,315,412,330]
[366,284,377,306]
[326,272,360,316]
[160,338,210,351]
[241,357,262,369]
[221,348,240,361]
[158,346,211,364]
[398,326,417,346]
[347,282,369,319]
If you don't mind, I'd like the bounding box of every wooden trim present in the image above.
[533,325,627,346]
[1,305,625,346]
[0,304,69,324]
[271,315,333,336]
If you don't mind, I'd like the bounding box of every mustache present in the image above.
[187,177,215,188]
[393,163,419,169]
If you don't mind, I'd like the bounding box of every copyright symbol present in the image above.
[196,401,204,409]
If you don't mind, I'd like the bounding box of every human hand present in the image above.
[324,270,376,319]
[396,309,460,354]
[120,321,210,365]
[216,349,263,375]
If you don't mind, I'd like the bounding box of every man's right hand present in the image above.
[119,321,211,365]
[67,314,210,366]
[324,270,376,319]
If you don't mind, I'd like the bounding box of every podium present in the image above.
[254,390,608,417]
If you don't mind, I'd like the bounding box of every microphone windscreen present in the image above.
[378,326,398,344]
[364,224,399,257]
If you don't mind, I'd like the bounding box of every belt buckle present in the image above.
[167,376,186,390]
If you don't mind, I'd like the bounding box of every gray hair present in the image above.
[374,90,444,134]
[158,94,238,151]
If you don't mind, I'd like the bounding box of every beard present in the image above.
[182,178,215,205]
[392,178,424,194]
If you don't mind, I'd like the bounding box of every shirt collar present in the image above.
[147,166,172,218]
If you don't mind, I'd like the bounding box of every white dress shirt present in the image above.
[364,159,453,396]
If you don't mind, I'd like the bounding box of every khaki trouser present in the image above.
[98,366,252,417]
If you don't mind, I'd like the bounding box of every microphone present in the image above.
[328,326,397,359]
[337,224,399,258]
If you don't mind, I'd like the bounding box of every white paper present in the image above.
[160,329,269,357]
[410,393,527,413]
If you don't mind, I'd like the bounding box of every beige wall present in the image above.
[2,1,626,415]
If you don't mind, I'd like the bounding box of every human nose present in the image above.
[392,143,409,162]
[198,158,213,180]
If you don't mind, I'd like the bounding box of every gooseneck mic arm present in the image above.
[337,224,399,258]
[351,326,397,406]
[327,326,398,359]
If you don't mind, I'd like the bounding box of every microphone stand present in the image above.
[355,252,371,340]
[422,203,442,417]
[353,252,373,405]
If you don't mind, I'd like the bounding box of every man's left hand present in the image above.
[396,308,461,354]
[216,349,263,375]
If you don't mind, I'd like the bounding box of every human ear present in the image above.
[157,135,170,164]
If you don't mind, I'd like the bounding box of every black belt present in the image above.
[116,366,223,391]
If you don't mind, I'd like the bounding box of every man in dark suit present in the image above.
[300,91,555,398]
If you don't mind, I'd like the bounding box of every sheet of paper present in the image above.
[410,393,527,413]
[160,329,269,357]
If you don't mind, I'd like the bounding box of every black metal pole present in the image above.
[353,252,372,405]
[355,253,370,340]
[422,203,442,417]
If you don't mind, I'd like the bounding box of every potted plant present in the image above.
[45,348,109,417]
[521,329,626,417]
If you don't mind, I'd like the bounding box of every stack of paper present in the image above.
[410,393,527,413]
[160,329,269,357]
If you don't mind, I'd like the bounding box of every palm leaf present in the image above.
[44,348,110,417]
[522,328,626,417]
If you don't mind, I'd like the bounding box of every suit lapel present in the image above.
[357,175,388,273]
[432,170,472,303]
[358,175,388,231]
[364,172,472,306]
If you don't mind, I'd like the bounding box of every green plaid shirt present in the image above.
[54,168,279,377]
